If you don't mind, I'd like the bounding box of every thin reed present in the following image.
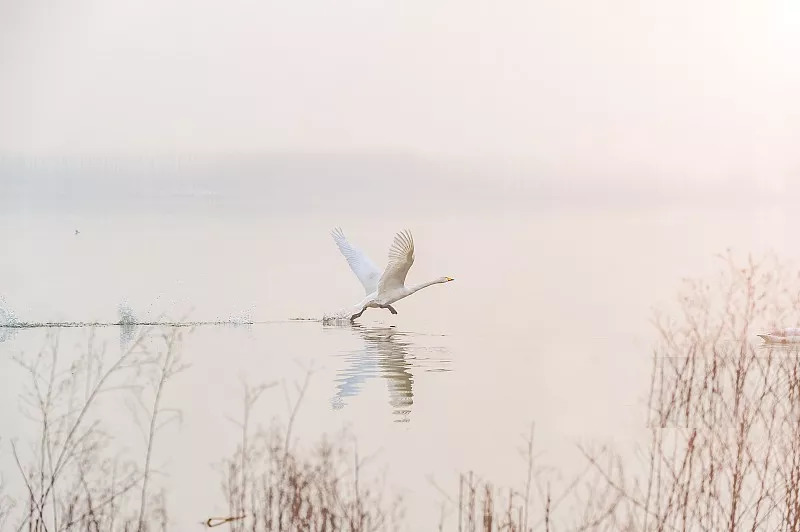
[576,251,800,530]
[6,324,186,531]
[218,375,404,532]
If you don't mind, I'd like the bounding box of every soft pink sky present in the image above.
[1,0,799,182]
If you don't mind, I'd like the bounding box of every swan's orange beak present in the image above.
[446,277,454,282]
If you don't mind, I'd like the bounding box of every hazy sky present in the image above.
[1,0,799,180]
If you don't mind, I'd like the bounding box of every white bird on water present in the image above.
[325,228,454,322]
[757,328,800,344]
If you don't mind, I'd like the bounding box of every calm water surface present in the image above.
[0,204,795,529]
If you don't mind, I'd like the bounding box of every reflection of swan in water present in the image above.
[327,324,450,422]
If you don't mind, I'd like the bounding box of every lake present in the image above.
[1,196,795,530]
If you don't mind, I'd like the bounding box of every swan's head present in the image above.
[439,276,455,283]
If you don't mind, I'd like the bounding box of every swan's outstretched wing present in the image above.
[331,227,382,295]
[377,230,415,293]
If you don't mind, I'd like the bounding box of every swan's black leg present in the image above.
[386,305,398,315]
[350,307,366,322]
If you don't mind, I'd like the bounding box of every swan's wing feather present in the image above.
[331,228,382,295]
[377,230,415,293]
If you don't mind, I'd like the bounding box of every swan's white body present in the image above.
[758,328,800,344]
[324,228,453,322]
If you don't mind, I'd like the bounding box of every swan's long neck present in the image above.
[406,279,442,296]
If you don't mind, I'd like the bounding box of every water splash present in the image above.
[118,300,136,325]
[0,300,18,326]
[228,306,255,327]
[0,298,19,343]
[118,300,138,350]
[322,303,363,323]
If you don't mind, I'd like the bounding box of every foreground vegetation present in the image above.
[4,251,800,530]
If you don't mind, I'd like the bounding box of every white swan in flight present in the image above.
[326,228,454,322]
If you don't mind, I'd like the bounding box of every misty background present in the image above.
[1,0,799,211]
